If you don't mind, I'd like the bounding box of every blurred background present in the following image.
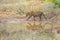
[0,0,60,19]
[0,0,60,40]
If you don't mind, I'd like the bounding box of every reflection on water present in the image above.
[27,21,44,31]
[26,21,53,31]
[0,21,59,40]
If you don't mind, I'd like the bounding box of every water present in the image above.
[0,19,60,40]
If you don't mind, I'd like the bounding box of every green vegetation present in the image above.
[43,0,60,8]
[54,0,60,8]
[43,0,55,3]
